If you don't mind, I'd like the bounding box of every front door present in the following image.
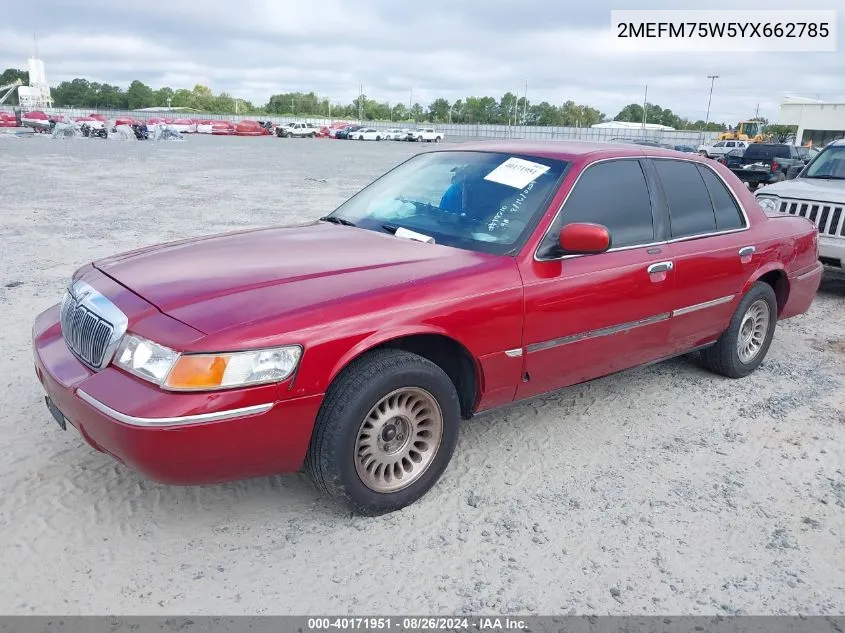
[517,158,675,400]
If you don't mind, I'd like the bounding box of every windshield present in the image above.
[805,144,845,179]
[326,151,568,255]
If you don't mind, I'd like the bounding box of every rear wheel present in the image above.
[306,349,461,515]
[699,282,777,378]
[376,135,381,141]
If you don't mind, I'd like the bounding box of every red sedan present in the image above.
[32,141,822,515]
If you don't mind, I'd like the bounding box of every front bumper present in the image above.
[819,236,845,269]
[33,304,324,485]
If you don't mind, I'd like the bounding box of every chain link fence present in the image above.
[1,105,719,145]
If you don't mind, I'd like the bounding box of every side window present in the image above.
[714,141,725,147]
[544,159,654,252]
[653,160,717,238]
[696,165,746,231]
[726,141,735,148]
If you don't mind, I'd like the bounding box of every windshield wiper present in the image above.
[804,175,845,180]
[381,223,400,234]
[319,215,356,227]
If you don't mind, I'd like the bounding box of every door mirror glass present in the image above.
[559,222,611,254]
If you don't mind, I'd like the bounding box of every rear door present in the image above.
[518,158,676,399]
[649,158,755,354]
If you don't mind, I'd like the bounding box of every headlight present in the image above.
[115,334,180,384]
[163,346,302,391]
[756,195,780,213]
[113,334,302,391]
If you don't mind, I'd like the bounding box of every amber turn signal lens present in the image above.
[165,355,229,389]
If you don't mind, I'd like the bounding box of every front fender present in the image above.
[326,324,478,386]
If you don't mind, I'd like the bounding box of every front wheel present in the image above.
[699,150,709,157]
[699,282,777,378]
[306,349,461,515]
[376,136,381,141]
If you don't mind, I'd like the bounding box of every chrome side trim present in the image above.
[672,295,735,317]
[504,348,523,358]
[526,312,672,353]
[76,389,273,428]
[534,155,751,262]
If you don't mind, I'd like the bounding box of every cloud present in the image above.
[1,0,843,123]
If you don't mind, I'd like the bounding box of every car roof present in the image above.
[443,139,710,162]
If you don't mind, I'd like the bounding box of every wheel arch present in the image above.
[326,327,482,419]
[742,264,790,316]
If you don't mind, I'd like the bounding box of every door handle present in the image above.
[739,246,756,258]
[647,261,673,274]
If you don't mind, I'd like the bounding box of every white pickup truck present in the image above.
[697,139,749,159]
[755,138,845,270]
[408,128,444,143]
[276,122,320,138]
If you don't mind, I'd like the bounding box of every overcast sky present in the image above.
[1,0,842,122]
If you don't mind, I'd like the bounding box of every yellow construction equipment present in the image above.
[717,120,773,143]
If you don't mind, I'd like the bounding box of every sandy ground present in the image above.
[0,133,843,616]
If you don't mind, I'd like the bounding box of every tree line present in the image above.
[3,68,756,131]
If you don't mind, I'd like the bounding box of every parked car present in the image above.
[382,128,405,140]
[407,128,444,142]
[795,146,820,164]
[727,143,805,189]
[755,138,845,269]
[336,125,363,139]
[33,142,822,515]
[348,127,383,141]
[674,145,698,153]
[698,140,749,159]
[717,147,746,169]
[276,122,319,138]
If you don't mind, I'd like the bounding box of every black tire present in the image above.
[376,136,381,141]
[306,349,461,515]
[286,132,292,138]
[699,282,778,378]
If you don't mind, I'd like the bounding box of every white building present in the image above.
[778,97,845,147]
[17,56,53,110]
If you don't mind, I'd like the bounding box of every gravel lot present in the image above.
[1,133,843,616]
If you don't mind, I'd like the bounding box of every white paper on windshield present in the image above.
[395,227,435,244]
[484,157,551,189]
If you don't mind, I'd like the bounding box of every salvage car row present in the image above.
[273,121,445,142]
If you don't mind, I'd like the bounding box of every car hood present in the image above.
[93,222,500,335]
[757,177,845,204]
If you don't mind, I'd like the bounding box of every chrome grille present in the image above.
[59,281,128,370]
[778,199,845,238]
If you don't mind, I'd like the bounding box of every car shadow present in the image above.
[819,269,845,297]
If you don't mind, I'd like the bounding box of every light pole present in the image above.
[705,75,718,129]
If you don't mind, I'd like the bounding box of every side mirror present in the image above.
[786,165,803,180]
[559,222,611,255]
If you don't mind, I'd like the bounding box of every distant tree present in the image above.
[0,68,28,105]
[153,86,174,107]
[409,102,425,122]
[126,80,155,109]
[391,103,408,121]
[766,124,798,143]
[170,88,193,108]
[428,98,450,122]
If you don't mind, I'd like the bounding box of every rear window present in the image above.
[744,144,790,160]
